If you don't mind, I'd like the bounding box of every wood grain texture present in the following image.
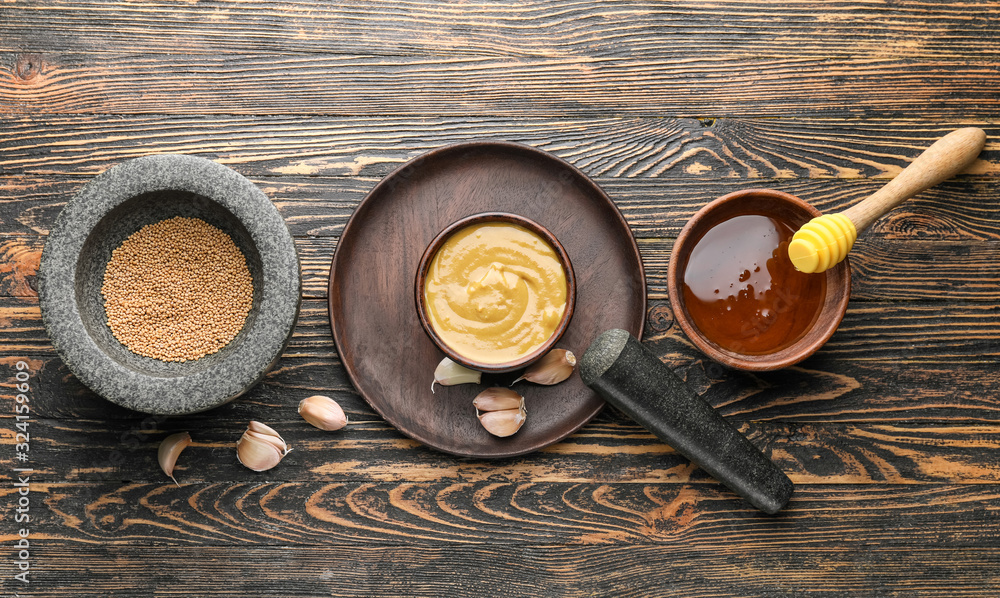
[2,1,999,595]
[12,545,1000,597]
[3,481,1000,546]
[3,53,1000,117]
[7,296,1000,365]
[4,298,1000,425]
[4,233,1000,304]
[1,116,996,178]
[3,418,1000,485]
[4,0,1000,60]
[6,349,1000,424]
[5,175,998,242]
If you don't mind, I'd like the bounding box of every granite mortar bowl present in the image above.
[666,189,851,371]
[415,212,576,374]
[37,154,301,414]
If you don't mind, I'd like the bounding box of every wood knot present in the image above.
[0,241,41,297]
[646,303,674,332]
[14,54,44,82]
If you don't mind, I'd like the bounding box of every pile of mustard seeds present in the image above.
[101,216,254,362]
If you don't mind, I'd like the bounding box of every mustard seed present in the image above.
[101,216,254,362]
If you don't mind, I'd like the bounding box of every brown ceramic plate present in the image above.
[328,141,645,458]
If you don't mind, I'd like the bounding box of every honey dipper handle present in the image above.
[842,127,986,233]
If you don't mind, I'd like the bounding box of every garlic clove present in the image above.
[473,387,524,413]
[237,422,290,472]
[474,387,527,437]
[158,432,192,486]
[243,429,284,447]
[432,357,482,393]
[237,435,284,472]
[248,420,282,439]
[512,349,576,386]
[298,395,348,431]
[478,404,527,437]
[246,420,288,453]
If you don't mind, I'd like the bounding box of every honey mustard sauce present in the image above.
[423,222,567,365]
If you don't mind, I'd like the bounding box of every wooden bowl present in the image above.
[667,189,851,371]
[415,212,576,373]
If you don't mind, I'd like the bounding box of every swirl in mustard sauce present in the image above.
[423,222,567,365]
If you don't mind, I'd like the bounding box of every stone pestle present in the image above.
[579,329,794,514]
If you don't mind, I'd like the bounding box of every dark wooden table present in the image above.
[2,2,999,596]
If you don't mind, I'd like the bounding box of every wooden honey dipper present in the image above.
[788,127,987,273]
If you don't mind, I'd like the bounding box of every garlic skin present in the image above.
[512,349,576,385]
[298,395,348,431]
[247,420,288,452]
[432,357,482,393]
[237,421,291,472]
[474,387,526,437]
[158,432,192,486]
[472,387,523,412]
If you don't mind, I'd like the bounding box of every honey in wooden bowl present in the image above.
[681,213,826,355]
[667,189,851,371]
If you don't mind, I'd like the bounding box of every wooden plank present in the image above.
[4,415,1000,485]
[2,53,1000,117]
[7,297,1000,362]
[12,544,1000,597]
[5,175,998,241]
[0,234,41,297]
[0,3,995,597]
[3,298,1000,423]
[0,353,360,421]
[1,116,995,178]
[7,176,1000,244]
[4,1,1000,60]
[1,481,999,547]
[9,349,1000,423]
[4,232,1000,303]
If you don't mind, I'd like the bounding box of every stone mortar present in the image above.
[38,154,301,414]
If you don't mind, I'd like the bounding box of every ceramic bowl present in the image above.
[37,154,301,414]
[415,212,576,373]
[666,189,851,371]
